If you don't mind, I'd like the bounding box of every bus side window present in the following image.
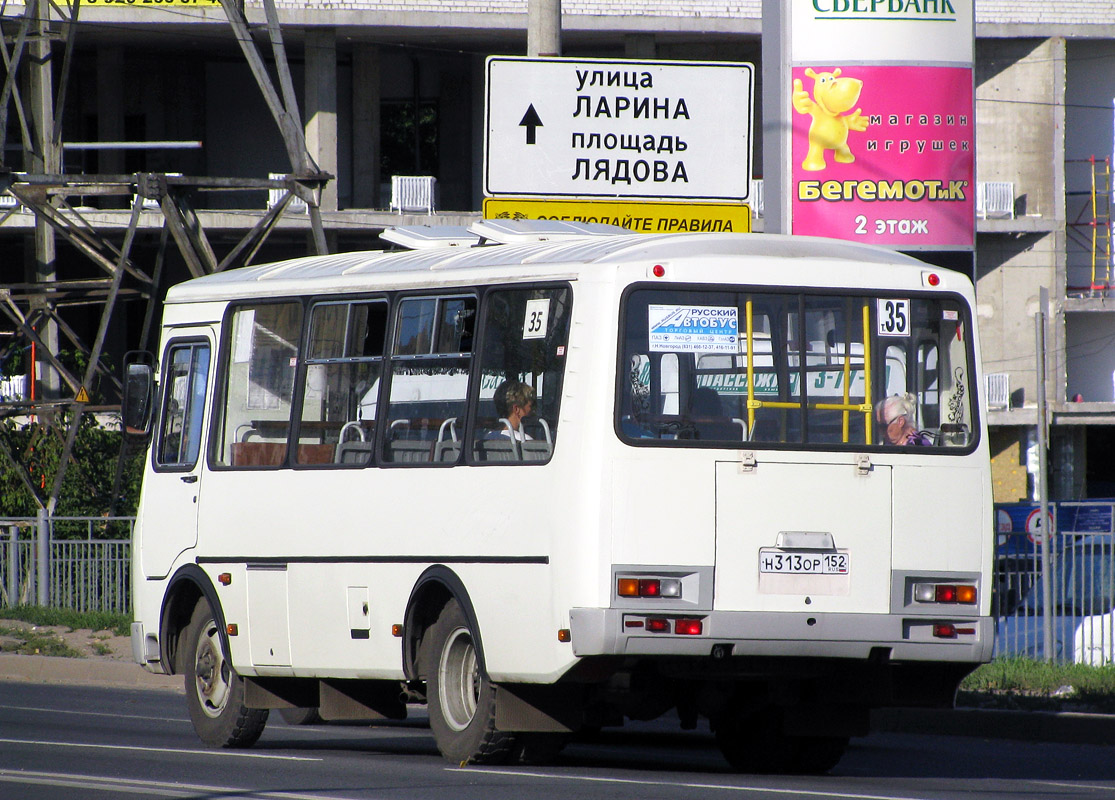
[296,300,387,467]
[155,341,210,470]
[382,295,475,465]
[213,302,303,468]
[470,286,571,464]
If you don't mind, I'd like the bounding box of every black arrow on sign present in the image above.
[519,104,543,145]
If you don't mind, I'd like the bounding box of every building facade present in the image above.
[2,0,1113,502]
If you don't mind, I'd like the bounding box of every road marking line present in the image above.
[0,770,361,799]
[0,703,189,723]
[1032,780,1115,792]
[0,738,321,761]
[456,767,932,800]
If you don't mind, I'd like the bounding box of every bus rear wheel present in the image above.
[425,599,514,764]
[183,600,269,748]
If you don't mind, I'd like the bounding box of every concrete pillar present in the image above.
[352,45,381,209]
[28,0,59,399]
[527,0,561,58]
[305,28,338,212]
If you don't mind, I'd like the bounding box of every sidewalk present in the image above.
[0,653,182,693]
[3,653,1114,745]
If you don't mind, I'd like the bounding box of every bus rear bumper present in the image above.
[569,607,994,663]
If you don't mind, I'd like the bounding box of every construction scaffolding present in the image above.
[0,0,332,514]
[1067,156,1113,297]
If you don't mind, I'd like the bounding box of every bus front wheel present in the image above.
[424,599,514,764]
[183,600,269,748]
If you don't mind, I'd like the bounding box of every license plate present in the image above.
[758,549,849,575]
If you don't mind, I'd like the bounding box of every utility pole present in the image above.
[1036,286,1054,662]
[28,0,60,400]
[527,0,561,58]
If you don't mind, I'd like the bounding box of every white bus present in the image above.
[125,223,992,773]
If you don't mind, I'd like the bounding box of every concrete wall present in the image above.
[976,232,1058,409]
[975,37,1062,219]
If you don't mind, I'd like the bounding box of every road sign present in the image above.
[482,197,751,234]
[484,57,754,201]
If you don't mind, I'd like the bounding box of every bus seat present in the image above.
[475,438,518,462]
[520,440,552,461]
[335,440,375,465]
[388,439,434,463]
[434,440,462,462]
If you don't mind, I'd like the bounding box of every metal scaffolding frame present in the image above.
[0,0,333,514]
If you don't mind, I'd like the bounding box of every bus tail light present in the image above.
[674,619,702,635]
[646,618,670,633]
[933,623,956,638]
[616,576,682,598]
[914,582,976,605]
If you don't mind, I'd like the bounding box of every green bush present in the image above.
[0,414,143,523]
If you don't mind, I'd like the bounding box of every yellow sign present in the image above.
[75,386,90,403]
[70,0,221,5]
[482,198,751,234]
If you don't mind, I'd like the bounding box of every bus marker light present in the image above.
[674,619,702,636]
[956,585,977,604]
[226,624,238,636]
[391,624,403,637]
[652,264,666,278]
[935,585,957,603]
[218,573,232,586]
[558,629,571,642]
[617,578,640,596]
[646,618,670,633]
[932,623,956,638]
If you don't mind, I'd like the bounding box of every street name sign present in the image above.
[484,57,754,201]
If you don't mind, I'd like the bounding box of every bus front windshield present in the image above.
[618,287,976,450]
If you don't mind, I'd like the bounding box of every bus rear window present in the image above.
[618,287,975,451]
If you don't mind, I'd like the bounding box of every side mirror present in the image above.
[123,351,156,436]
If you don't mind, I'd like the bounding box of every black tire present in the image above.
[714,706,792,773]
[279,707,324,726]
[787,735,848,774]
[183,600,269,748]
[424,599,514,764]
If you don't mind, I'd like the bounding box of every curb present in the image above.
[0,654,182,693]
[872,706,1115,746]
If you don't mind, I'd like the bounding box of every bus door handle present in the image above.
[181,474,198,484]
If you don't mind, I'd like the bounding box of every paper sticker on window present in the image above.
[877,298,910,337]
[523,299,550,340]
[648,305,738,354]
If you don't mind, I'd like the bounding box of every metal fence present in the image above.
[994,501,1115,665]
[0,516,134,615]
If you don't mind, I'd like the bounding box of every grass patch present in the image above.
[0,624,85,658]
[0,606,130,637]
[960,658,1115,713]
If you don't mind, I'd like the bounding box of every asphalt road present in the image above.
[2,681,1114,800]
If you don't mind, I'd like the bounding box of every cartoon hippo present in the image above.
[792,67,870,172]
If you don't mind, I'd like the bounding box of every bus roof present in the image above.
[164,231,928,304]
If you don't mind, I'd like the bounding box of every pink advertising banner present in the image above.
[790,65,974,248]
